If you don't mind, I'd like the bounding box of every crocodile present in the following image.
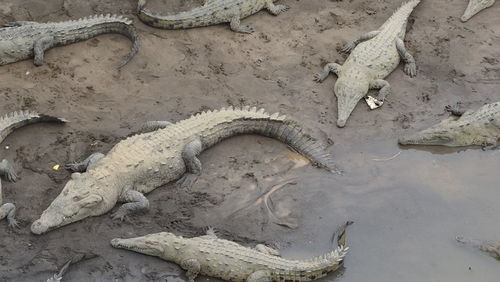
[314,0,420,127]
[0,14,139,67]
[399,102,499,147]
[111,228,348,282]
[136,0,289,33]
[0,110,67,228]
[461,0,496,22]
[456,236,500,261]
[31,106,339,234]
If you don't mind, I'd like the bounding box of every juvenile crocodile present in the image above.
[0,111,67,228]
[399,102,499,147]
[111,228,348,282]
[461,0,496,22]
[137,0,289,33]
[456,236,500,261]
[0,14,139,67]
[314,0,420,127]
[31,106,339,234]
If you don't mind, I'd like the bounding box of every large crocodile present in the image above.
[136,0,289,33]
[31,106,339,234]
[0,14,139,67]
[0,111,67,228]
[399,102,499,147]
[314,0,420,127]
[461,0,496,22]
[111,228,348,282]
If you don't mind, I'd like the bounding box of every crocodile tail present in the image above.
[102,15,140,69]
[137,1,216,29]
[381,0,421,29]
[0,110,67,144]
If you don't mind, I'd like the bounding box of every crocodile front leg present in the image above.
[111,190,150,221]
[33,36,55,66]
[265,0,289,15]
[0,203,19,228]
[0,159,17,182]
[395,38,417,77]
[180,258,201,282]
[314,63,342,82]
[247,270,271,282]
[230,15,254,33]
[66,152,105,172]
[342,30,380,53]
[176,138,202,188]
[140,121,172,133]
[365,79,391,110]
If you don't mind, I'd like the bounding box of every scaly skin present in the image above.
[315,0,420,127]
[31,106,339,234]
[111,230,348,282]
[461,0,496,22]
[456,236,500,261]
[0,111,67,229]
[399,102,500,147]
[137,0,289,33]
[0,14,139,67]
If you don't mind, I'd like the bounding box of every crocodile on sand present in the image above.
[456,236,500,261]
[461,0,496,22]
[137,0,289,33]
[399,102,499,147]
[31,106,339,234]
[0,14,139,67]
[314,0,420,127]
[111,227,348,282]
[0,111,67,228]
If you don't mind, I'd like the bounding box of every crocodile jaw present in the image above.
[111,234,168,258]
[461,0,496,22]
[334,78,369,128]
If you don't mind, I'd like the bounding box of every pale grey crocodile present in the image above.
[314,0,420,127]
[0,111,67,228]
[399,102,499,147]
[461,0,496,22]
[31,106,339,234]
[137,0,289,33]
[0,14,139,67]
[111,228,348,282]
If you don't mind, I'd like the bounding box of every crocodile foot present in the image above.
[0,159,17,182]
[176,173,199,188]
[445,103,465,116]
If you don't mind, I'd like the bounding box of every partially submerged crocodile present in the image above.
[111,228,348,282]
[461,0,496,22]
[31,106,339,234]
[137,0,289,33]
[456,236,500,261]
[0,14,139,67]
[0,111,67,228]
[314,0,420,127]
[399,102,499,147]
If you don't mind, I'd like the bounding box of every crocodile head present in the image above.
[334,78,370,128]
[461,0,495,22]
[31,172,117,234]
[111,232,181,260]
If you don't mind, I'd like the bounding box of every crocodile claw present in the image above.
[8,217,20,229]
[341,42,356,53]
[404,62,417,77]
[111,210,127,221]
[313,73,326,83]
[176,173,199,188]
[0,160,18,182]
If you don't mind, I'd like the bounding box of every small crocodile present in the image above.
[456,236,500,261]
[111,228,348,282]
[0,14,139,67]
[461,0,496,22]
[314,0,420,127]
[0,111,67,228]
[137,0,289,33]
[399,102,499,147]
[31,106,339,234]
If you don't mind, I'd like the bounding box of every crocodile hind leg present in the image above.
[66,152,105,172]
[265,0,289,15]
[247,270,272,282]
[111,190,150,221]
[176,138,203,188]
[314,63,342,82]
[180,259,201,282]
[365,79,391,109]
[341,30,380,53]
[0,159,17,182]
[33,36,55,66]
[230,15,254,33]
[140,121,172,133]
[396,38,417,77]
[255,244,280,256]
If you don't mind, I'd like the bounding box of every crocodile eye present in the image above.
[73,196,81,201]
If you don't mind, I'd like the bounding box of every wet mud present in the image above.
[0,0,499,281]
